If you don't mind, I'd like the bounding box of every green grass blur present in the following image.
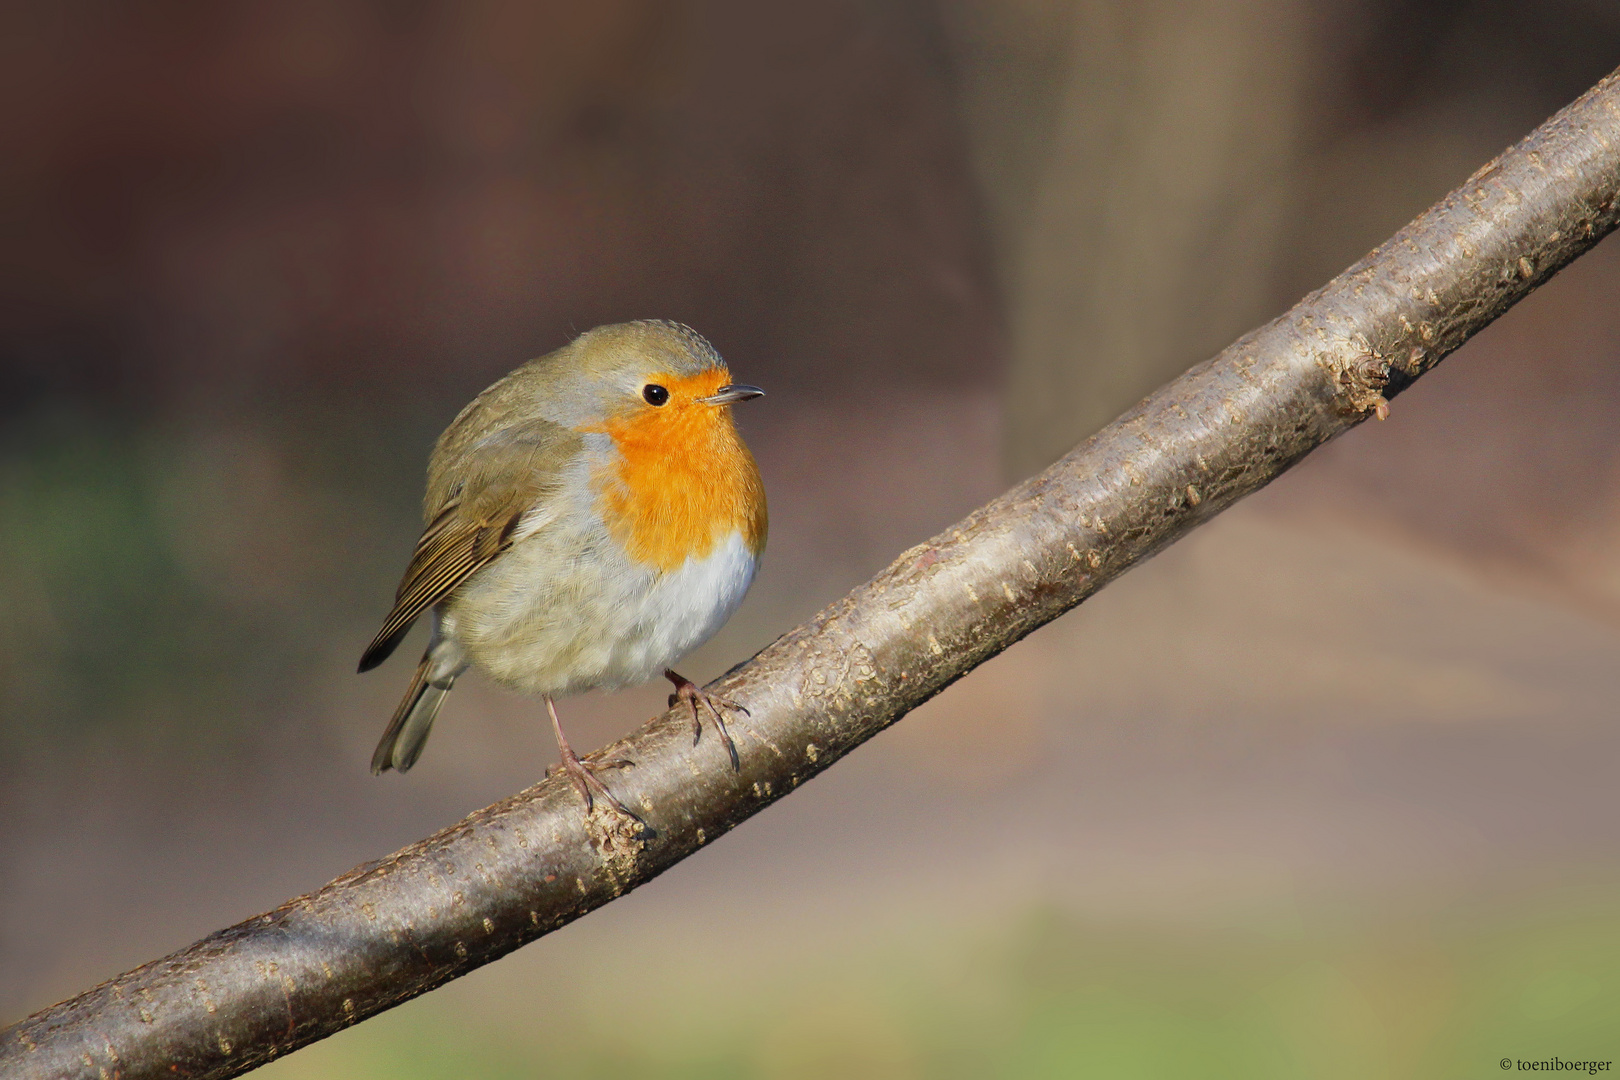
[261,888,1620,1079]
[0,403,427,750]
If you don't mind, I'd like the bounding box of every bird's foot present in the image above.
[543,695,641,823]
[665,669,745,771]
[548,742,637,818]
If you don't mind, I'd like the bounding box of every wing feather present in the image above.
[358,413,583,674]
[357,505,520,672]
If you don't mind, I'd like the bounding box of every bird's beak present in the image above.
[700,384,765,405]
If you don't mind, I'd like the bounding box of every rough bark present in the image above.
[6,67,1619,1080]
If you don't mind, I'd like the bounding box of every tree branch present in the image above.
[8,68,1620,1080]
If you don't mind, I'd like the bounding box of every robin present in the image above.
[358,320,766,817]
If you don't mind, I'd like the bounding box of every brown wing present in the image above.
[356,497,524,672]
[358,411,582,673]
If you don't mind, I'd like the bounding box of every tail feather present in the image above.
[371,654,456,774]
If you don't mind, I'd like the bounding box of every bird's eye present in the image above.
[642,384,670,406]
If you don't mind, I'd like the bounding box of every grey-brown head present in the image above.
[525,320,762,428]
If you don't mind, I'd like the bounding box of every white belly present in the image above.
[443,526,759,697]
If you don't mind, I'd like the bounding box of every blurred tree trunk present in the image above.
[940,0,1321,476]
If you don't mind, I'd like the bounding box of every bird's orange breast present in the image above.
[586,369,767,572]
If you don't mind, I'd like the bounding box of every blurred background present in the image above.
[3,1,1619,1075]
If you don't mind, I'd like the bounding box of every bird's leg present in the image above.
[544,695,636,817]
[665,669,744,771]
